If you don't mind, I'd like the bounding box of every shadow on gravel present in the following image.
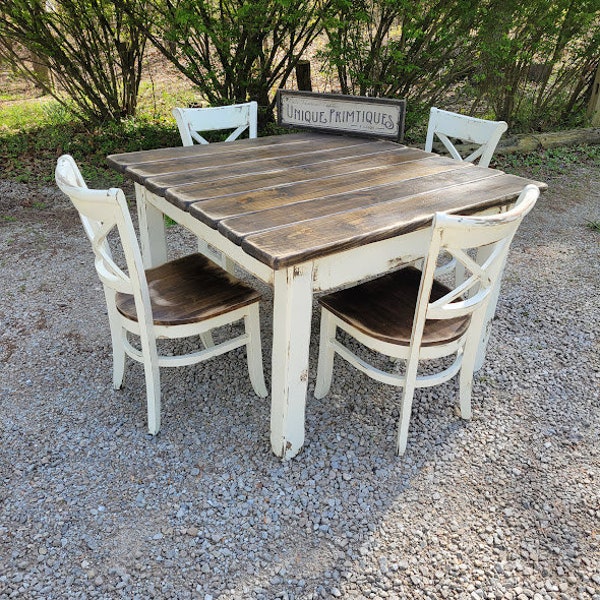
[0,164,599,599]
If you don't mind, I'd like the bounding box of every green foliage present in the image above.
[322,0,480,104]
[0,97,181,187]
[587,220,600,231]
[497,144,600,177]
[121,0,332,120]
[319,0,600,133]
[0,0,150,123]
[474,0,600,129]
[1,0,597,133]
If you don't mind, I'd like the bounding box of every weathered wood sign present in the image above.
[276,90,406,141]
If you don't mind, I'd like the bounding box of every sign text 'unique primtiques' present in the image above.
[277,91,406,141]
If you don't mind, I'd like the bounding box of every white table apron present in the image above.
[134,182,507,460]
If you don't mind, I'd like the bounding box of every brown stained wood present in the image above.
[106,132,326,172]
[296,60,313,91]
[204,164,487,237]
[189,156,469,228]
[117,136,379,186]
[239,174,533,268]
[214,165,492,240]
[168,147,431,209]
[319,266,470,346]
[142,141,394,194]
[110,133,546,272]
[115,253,261,326]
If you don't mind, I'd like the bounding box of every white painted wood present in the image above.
[56,155,267,435]
[137,190,274,284]
[171,102,258,271]
[314,185,540,455]
[270,265,315,459]
[136,180,525,457]
[172,102,258,146]
[116,131,544,459]
[312,229,427,292]
[425,107,508,168]
[135,183,167,269]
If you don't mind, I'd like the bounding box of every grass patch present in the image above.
[498,144,600,178]
[0,93,185,187]
[587,220,600,232]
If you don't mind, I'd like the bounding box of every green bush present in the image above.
[319,0,600,132]
[0,98,181,186]
[121,0,332,122]
[0,0,150,123]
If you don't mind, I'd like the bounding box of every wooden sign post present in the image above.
[277,90,406,142]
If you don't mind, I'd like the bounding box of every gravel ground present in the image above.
[0,158,598,600]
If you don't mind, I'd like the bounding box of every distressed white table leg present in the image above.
[196,239,236,273]
[135,183,167,268]
[270,264,314,459]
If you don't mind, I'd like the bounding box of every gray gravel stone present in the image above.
[0,160,599,599]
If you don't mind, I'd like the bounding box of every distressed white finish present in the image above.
[425,107,508,168]
[172,102,258,271]
[270,265,315,458]
[314,185,539,455]
[55,155,267,435]
[138,189,435,458]
[172,102,258,146]
[133,185,534,460]
[109,133,545,459]
[135,182,167,269]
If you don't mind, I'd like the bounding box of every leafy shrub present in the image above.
[0,0,150,123]
[121,0,332,122]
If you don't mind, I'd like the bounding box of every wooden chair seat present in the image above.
[315,185,540,455]
[318,267,470,347]
[55,155,267,436]
[116,253,261,326]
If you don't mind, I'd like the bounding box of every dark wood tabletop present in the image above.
[107,132,546,270]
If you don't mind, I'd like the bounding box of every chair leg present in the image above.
[200,331,215,349]
[143,360,162,435]
[112,327,127,389]
[314,310,336,399]
[245,306,268,398]
[396,355,420,456]
[138,331,161,435]
[457,341,479,421]
[396,385,417,456]
[105,293,126,389]
[458,365,473,420]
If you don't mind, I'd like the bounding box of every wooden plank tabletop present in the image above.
[108,133,546,270]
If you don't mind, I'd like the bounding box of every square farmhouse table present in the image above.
[108,132,545,459]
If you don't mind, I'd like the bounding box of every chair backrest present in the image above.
[172,101,258,146]
[424,107,508,168]
[410,184,539,350]
[55,155,152,326]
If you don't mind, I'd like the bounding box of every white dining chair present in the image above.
[172,101,258,270]
[314,184,540,455]
[425,107,508,168]
[172,101,258,146]
[55,154,267,435]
